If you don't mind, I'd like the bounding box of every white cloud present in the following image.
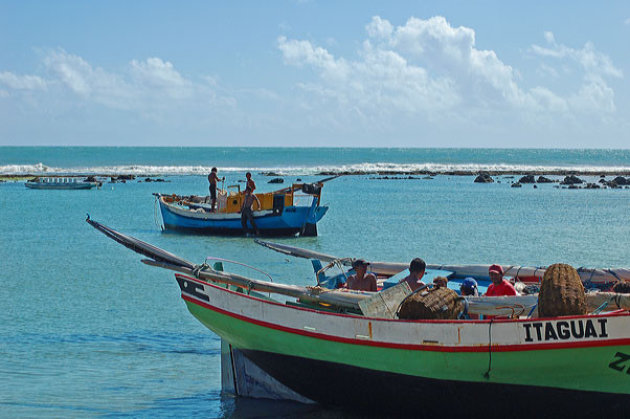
[278,36,350,82]
[366,16,393,39]
[0,48,242,141]
[43,49,132,106]
[0,72,47,90]
[278,16,622,127]
[531,34,622,79]
[15,48,234,115]
[531,32,621,113]
[625,18,630,25]
[279,16,527,118]
[131,57,187,86]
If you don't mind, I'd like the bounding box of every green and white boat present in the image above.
[86,217,630,416]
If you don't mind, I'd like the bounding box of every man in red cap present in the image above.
[485,264,517,296]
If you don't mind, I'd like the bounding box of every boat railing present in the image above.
[227,184,241,195]
[315,258,354,287]
[203,256,274,283]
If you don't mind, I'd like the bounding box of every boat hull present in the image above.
[158,198,328,236]
[239,348,625,417]
[175,274,630,415]
[25,182,95,190]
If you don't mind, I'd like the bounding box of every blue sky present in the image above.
[1,1,629,147]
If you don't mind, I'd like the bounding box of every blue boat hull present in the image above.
[158,198,328,236]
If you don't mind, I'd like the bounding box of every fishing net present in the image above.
[538,263,586,317]
[398,287,464,320]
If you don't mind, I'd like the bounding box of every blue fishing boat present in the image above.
[25,177,100,190]
[155,178,334,236]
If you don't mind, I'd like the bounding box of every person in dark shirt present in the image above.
[460,277,479,297]
[240,188,261,236]
[207,167,225,212]
[245,172,256,193]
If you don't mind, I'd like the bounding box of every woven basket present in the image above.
[538,263,586,317]
[398,287,463,320]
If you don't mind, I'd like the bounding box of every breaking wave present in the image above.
[3,162,630,176]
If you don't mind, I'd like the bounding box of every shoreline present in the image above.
[299,170,630,177]
[3,169,630,181]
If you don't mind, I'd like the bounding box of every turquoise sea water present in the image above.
[1,147,630,417]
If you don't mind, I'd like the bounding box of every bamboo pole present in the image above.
[142,259,369,310]
[143,259,630,316]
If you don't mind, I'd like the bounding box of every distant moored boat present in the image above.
[25,177,99,190]
[154,177,336,236]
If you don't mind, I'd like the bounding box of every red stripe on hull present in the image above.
[181,293,630,353]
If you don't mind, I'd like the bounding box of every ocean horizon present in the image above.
[3,146,630,176]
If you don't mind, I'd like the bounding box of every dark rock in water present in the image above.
[598,178,607,184]
[600,174,607,178]
[518,175,536,183]
[605,180,621,188]
[268,178,284,184]
[144,177,153,182]
[155,178,165,182]
[612,176,629,185]
[568,185,579,189]
[511,182,522,188]
[504,176,515,179]
[422,176,434,180]
[260,172,282,177]
[585,183,600,189]
[118,174,136,180]
[85,176,97,182]
[474,173,494,183]
[533,184,537,189]
[296,178,302,182]
[561,175,583,185]
[537,176,553,183]
[238,179,246,183]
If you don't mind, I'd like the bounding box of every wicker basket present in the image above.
[398,287,463,320]
[538,263,586,317]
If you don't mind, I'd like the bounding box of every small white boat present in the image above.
[25,177,99,190]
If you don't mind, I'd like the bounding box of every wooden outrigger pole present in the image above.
[86,216,630,316]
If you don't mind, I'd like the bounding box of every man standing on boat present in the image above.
[240,188,261,236]
[245,172,256,193]
[485,264,517,296]
[208,167,225,212]
[398,258,426,291]
[345,260,377,292]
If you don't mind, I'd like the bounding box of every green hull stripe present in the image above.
[185,299,630,394]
